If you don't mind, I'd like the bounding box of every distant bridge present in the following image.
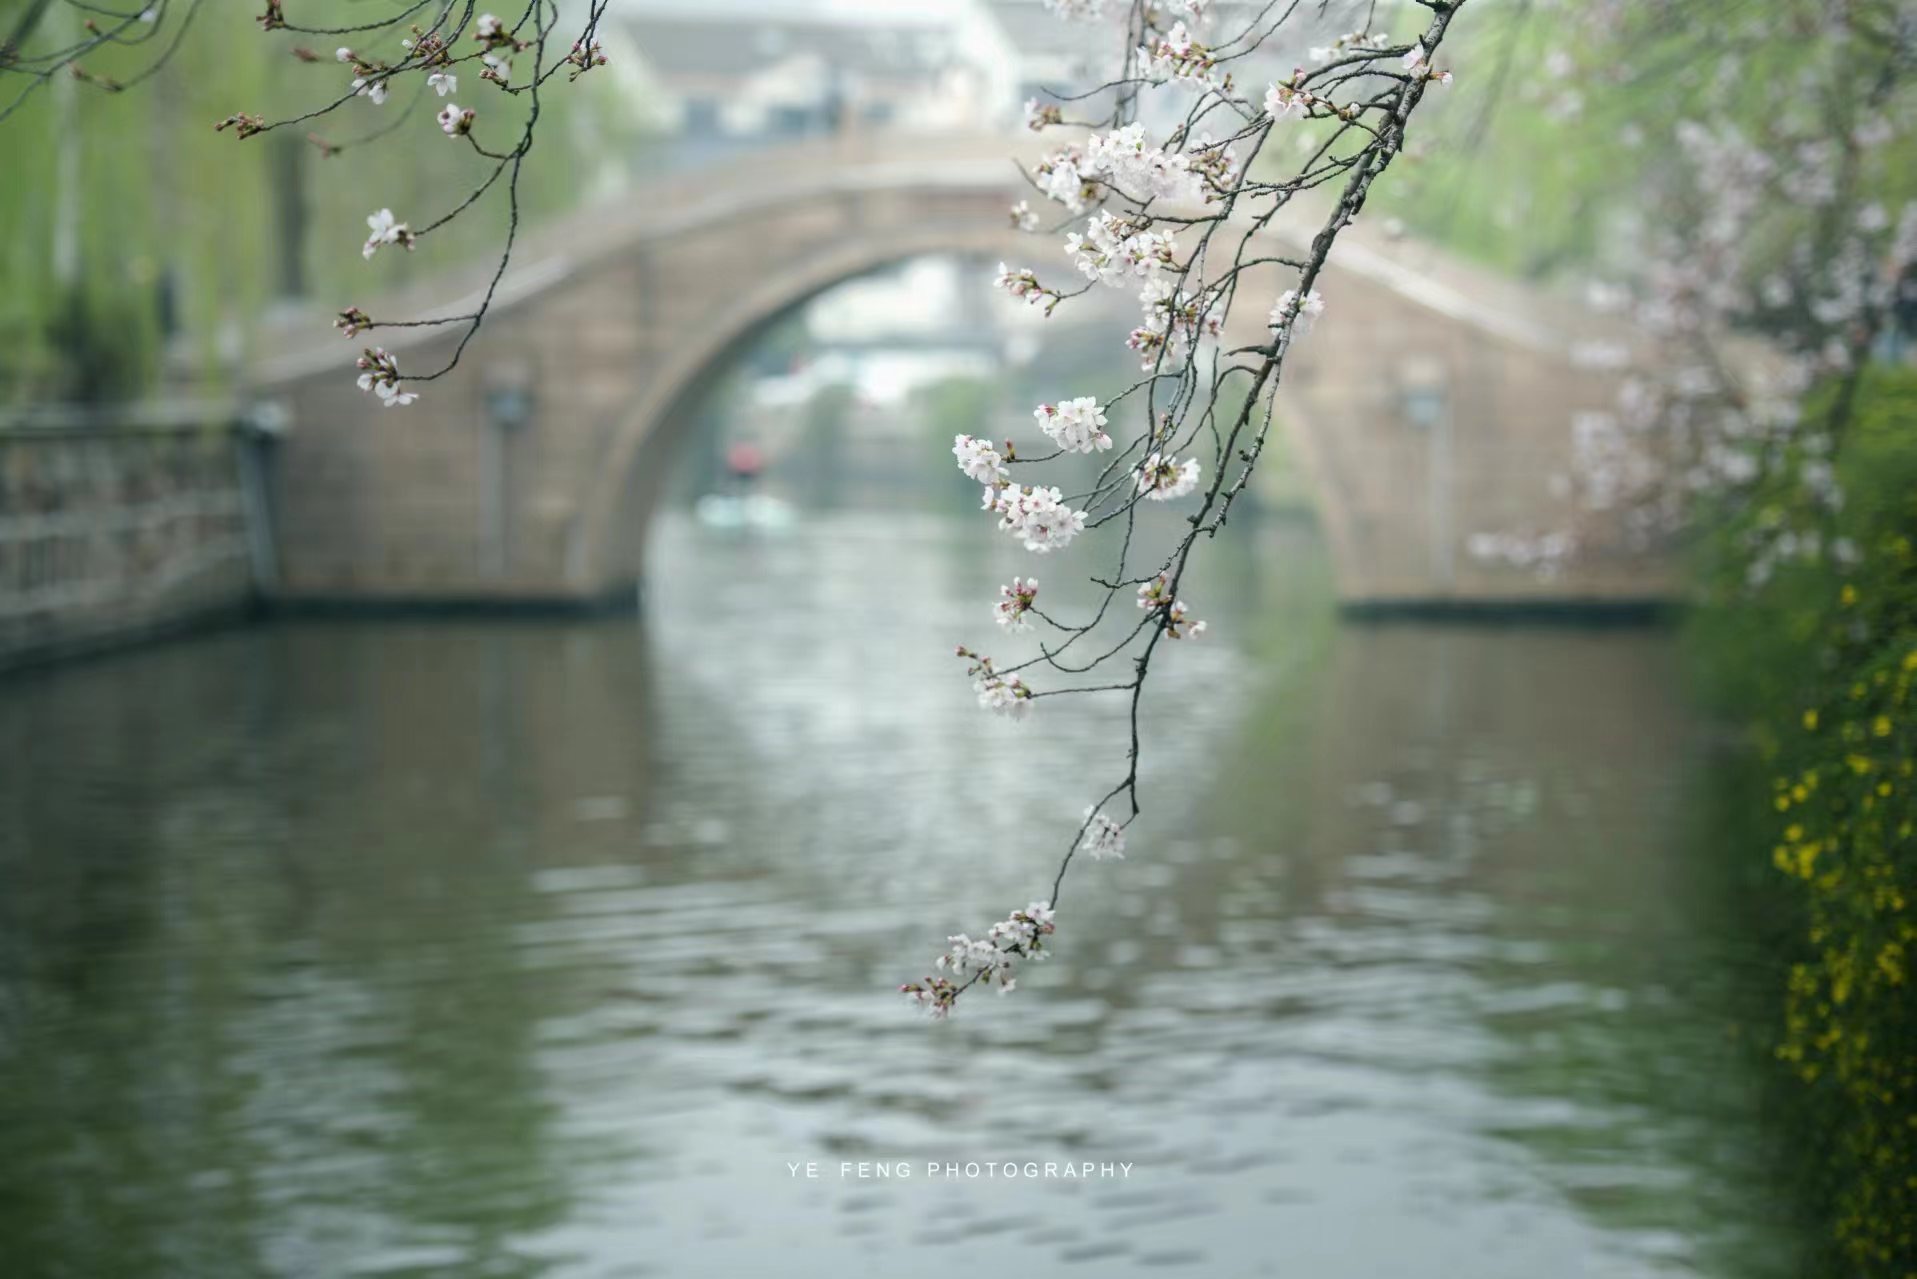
[251,135,1671,611]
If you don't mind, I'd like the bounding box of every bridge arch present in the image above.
[573,225,1032,595]
[253,136,1665,610]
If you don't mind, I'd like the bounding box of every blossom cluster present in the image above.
[1086,123,1208,205]
[564,40,609,82]
[1465,9,1912,589]
[995,577,1039,632]
[1033,123,1207,216]
[1263,80,1319,123]
[1164,599,1208,640]
[1064,211,1177,287]
[956,647,1035,720]
[1134,573,1205,637]
[1268,288,1325,336]
[1128,275,1220,370]
[901,901,1057,1017]
[1079,809,1126,861]
[986,483,1087,554]
[438,102,475,136]
[1137,452,1200,500]
[993,262,1062,315]
[953,434,1010,486]
[1139,23,1223,90]
[354,347,415,407]
[361,208,415,260]
[1023,98,1064,131]
[1033,396,1112,453]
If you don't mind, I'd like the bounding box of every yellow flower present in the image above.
[1805,708,1820,731]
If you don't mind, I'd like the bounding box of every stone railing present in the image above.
[0,403,277,671]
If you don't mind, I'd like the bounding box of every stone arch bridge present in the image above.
[252,135,1669,612]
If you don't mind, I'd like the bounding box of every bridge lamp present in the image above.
[486,383,534,431]
[1398,358,1454,588]
[1401,382,1447,429]
[482,374,533,579]
[1398,356,1448,429]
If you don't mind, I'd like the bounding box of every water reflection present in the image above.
[0,513,1797,1276]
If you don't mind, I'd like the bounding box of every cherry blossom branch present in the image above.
[0,1,611,405]
[905,0,1464,1019]
[0,0,190,123]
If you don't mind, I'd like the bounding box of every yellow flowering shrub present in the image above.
[1694,369,1917,1275]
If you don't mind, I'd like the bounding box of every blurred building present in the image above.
[616,1,1022,164]
[613,0,1373,167]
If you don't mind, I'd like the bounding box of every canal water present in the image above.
[0,511,1802,1277]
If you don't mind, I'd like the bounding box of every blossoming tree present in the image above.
[1444,0,1916,587]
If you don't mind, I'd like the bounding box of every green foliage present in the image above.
[0,1,646,404]
[1381,2,1917,287]
[1690,368,1917,1275]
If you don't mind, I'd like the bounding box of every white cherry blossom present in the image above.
[902,901,1056,1016]
[1084,123,1205,204]
[361,208,415,260]
[354,347,416,408]
[994,263,1059,314]
[1138,22,1221,89]
[1064,211,1176,287]
[1265,82,1311,121]
[1269,287,1325,334]
[1137,453,1200,500]
[1033,396,1112,453]
[1164,600,1207,639]
[1080,809,1126,860]
[976,671,1035,718]
[987,484,1087,553]
[1024,98,1063,131]
[996,577,1039,632]
[1034,145,1091,212]
[953,434,1009,486]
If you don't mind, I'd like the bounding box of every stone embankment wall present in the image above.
[0,407,272,671]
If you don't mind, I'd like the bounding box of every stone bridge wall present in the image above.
[252,140,1029,608]
[248,136,1671,611]
[0,408,270,671]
